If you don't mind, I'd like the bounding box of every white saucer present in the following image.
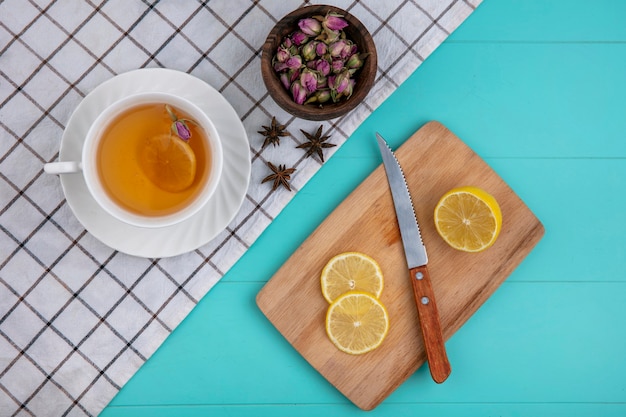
[58,68,250,258]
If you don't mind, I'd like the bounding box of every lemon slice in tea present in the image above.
[139,133,197,192]
[434,186,502,252]
[320,252,384,303]
[325,291,390,355]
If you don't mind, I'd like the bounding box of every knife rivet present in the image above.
[421,296,429,305]
[415,272,424,280]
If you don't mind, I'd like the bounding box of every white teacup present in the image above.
[45,92,223,228]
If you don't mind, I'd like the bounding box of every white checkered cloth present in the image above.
[0,1,480,415]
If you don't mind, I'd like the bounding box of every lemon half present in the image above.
[434,186,502,252]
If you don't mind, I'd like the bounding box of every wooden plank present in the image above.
[486,158,626,281]
[106,282,626,407]
[450,0,626,42]
[256,122,544,409]
[224,157,626,284]
[369,43,626,159]
[101,403,626,417]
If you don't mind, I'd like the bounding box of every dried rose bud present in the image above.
[330,70,351,94]
[288,68,301,83]
[341,41,358,59]
[304,89,332,104]
[279,72,291,90]
[339,40,356,59]
[321,28,340,44]
[302,41,317,61]
[316,41,327,56]
[317,75,328,89]
[300,69,318,93]
[275,46,290,63]
[351,43,359,55]
[324,13,349,31]
[173,120,191,141]
[317,89,332,103]
[273,61,288,72]
[329,39,348,58]
[291,31,309,46]
[331,59,344,74]
[165,105,194,141]
[336,72,351,94]
[298,18,322,36]
[291,80,307,104]
[346,52,364,70]
[342,78,355,99]
[315,59,331,76]
[286,55,302,70]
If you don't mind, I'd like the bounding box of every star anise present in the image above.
[258,116,290,149]
[297,125,336,162]
[262,161,296,192]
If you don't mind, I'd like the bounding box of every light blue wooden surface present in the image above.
[102,1,626,415]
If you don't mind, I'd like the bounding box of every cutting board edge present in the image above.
[444,218,545,336]
[256,290,414,412]
[365,218,545,411]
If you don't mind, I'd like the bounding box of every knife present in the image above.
[376,132,451,383]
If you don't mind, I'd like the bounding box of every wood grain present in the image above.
[409,265,451,384]
[256,121,544,410]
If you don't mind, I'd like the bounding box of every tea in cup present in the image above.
[45,92,223,228]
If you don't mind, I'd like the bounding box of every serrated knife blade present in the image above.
[376,134,428,269]
[376,132,451,384]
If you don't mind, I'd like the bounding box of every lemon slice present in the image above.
[325,291,389,355]
[434,186,502,252]
[139,133,197,192]
[320,252,383,303]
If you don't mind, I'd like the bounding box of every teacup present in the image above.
[45,92,223,228]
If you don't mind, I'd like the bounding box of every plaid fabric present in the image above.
[0,0,480,415]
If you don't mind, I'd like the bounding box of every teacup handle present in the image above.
[44,161,83,174]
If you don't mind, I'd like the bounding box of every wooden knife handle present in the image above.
[409,265,451,383]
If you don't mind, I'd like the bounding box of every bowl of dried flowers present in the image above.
[261,5,377,121]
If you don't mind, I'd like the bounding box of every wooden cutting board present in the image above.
[256,121,544,410]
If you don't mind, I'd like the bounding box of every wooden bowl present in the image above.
[261,5,377,121]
